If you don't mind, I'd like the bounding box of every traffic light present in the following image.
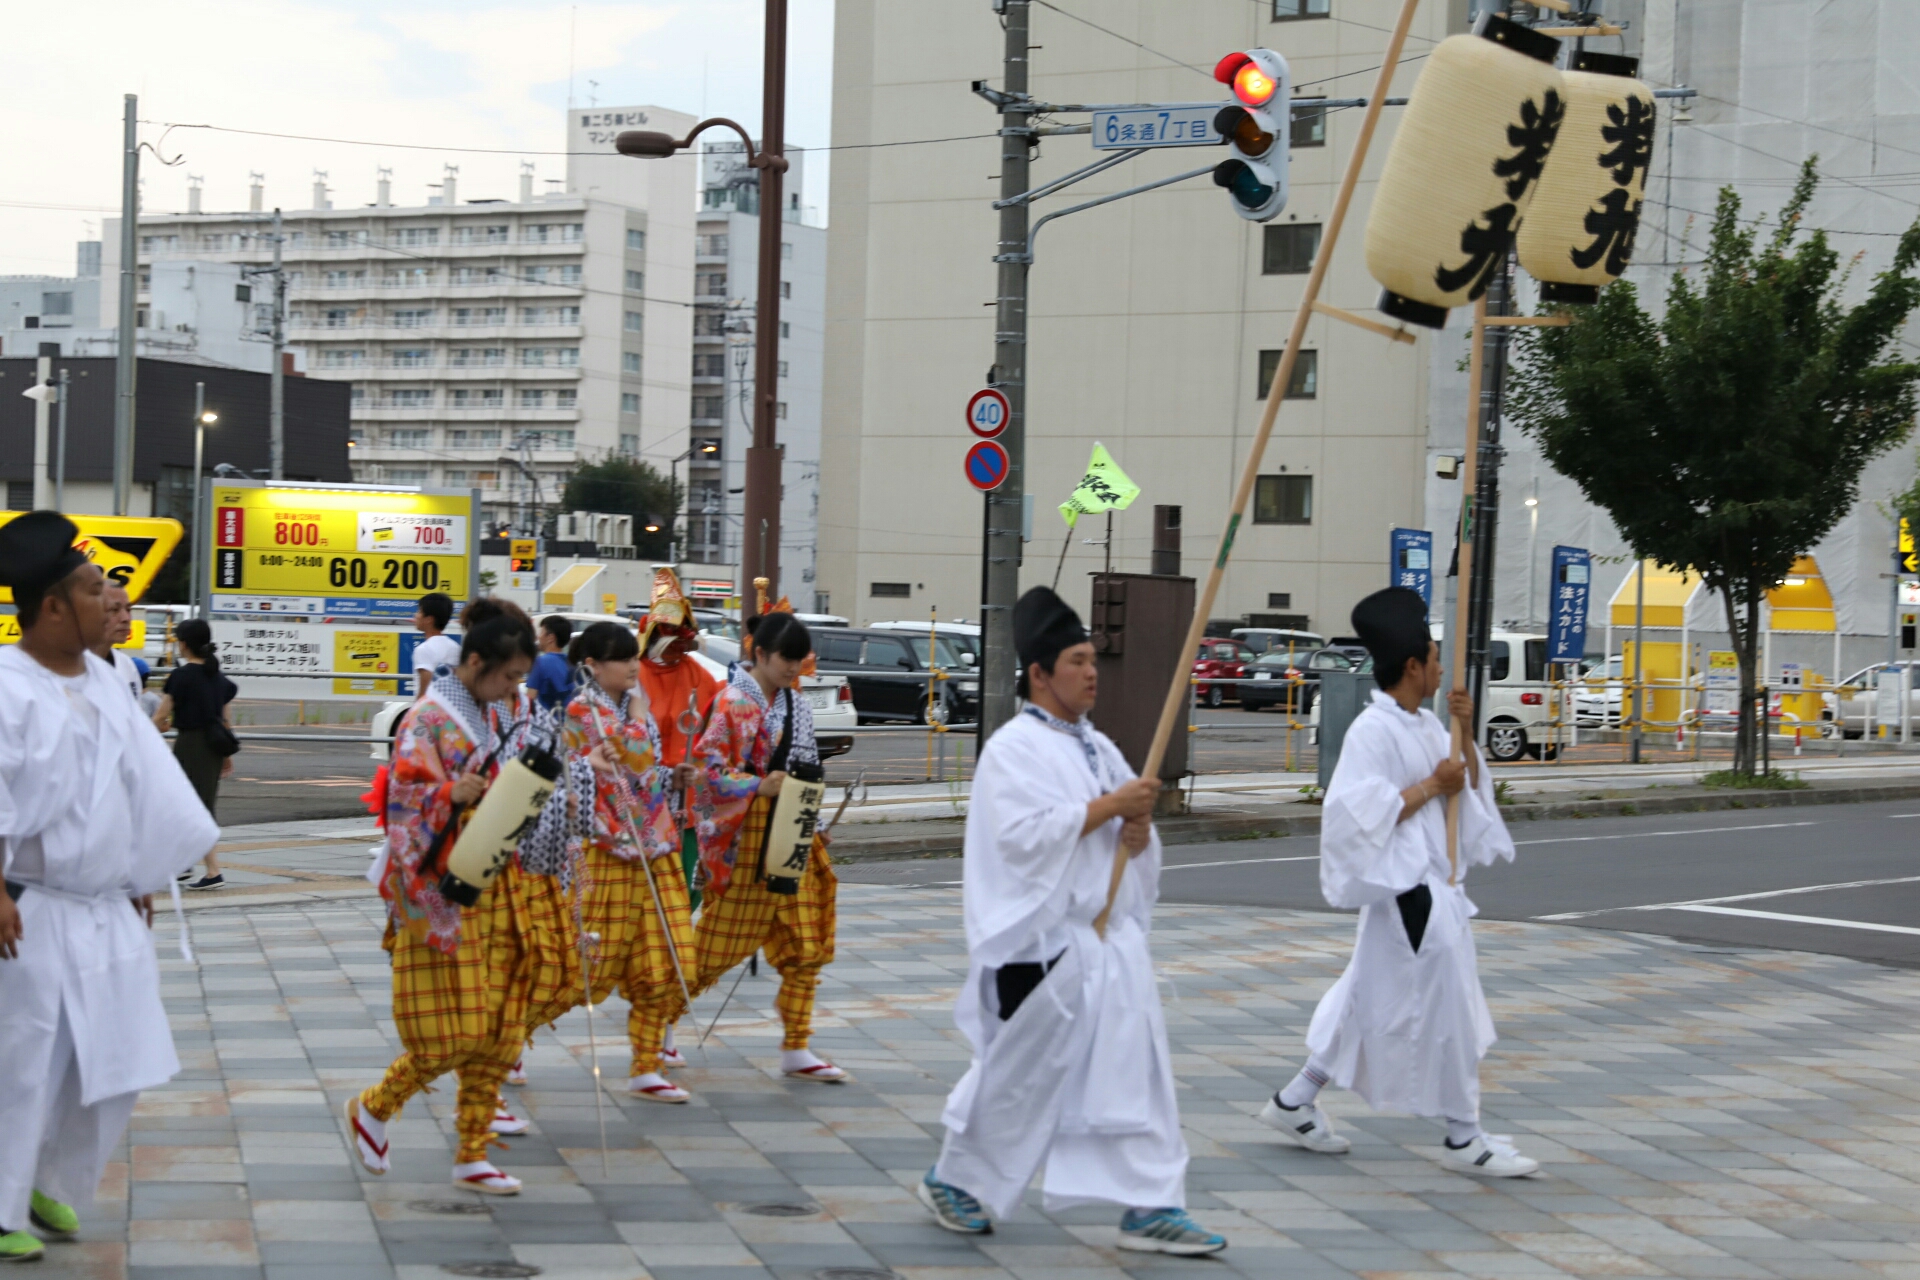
[1212,49,1291,222]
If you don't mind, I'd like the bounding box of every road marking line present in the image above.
[1889,814,1920,819]
[1514,821,1816,846]
[1666,905,1920,937]
[1537,872,1920,921]
[1163,855,1321,872]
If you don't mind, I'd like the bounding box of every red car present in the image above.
[1193,639,1254,707]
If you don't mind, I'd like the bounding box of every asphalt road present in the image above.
[837,798,1920,969]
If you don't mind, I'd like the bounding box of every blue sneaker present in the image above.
[917,1167,991,1234]
[1118,1206,1226,1255]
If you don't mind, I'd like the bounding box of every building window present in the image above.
[557,347,579,366]
[385,267,433,288]
[697,233,727,255]
[453,307,505,327]
[780,242,793,260]
[775,402,788,419]
[1262,223,1321,274]
[692,353,725,378]
[870,582,911,599]
[450,427,503,446]
[392,309,434,328]
[624,311,644,332]
[619,433,639,455]
[692,395,724,420]
[1272,0,1330,18]
[778,360,789,378]
[780,321,790,338]
[556,389,577,408]
[625,270,645,292]
[453,225,509,245]
[1254,475,1313,524]
[1268,592,1292,608]
[324,230,356,248]
[444,470,467,484]
[627,229,647,251]
[320,349,365,368]
[1291,102,1327,148]
[392,348,432,368]
[695,311,726,336]
[698,273,728,297]
[621,393,640,414]
[558,264,582,284]
[622,352,641,374]
[452,267,501,286]
[388,389,434,408]
[389,429,431,448]
[451,347,505,368]
[1256,349,1318,399]
[394,227,439,246]
[518,389,549,408]
[779,280,791,299]
[523,266,551,285]
[385,468,429,483]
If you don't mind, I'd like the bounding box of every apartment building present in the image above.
[105,105,697,531]
[690,142,827,611]
[823,0,1457,634]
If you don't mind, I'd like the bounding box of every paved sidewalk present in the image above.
[38,884,1920,1280]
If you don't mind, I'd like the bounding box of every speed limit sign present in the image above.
[965,388,1010,438]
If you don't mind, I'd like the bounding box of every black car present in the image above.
[811,628,981,724]
[1238,647,1372,712]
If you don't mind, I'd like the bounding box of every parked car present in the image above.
[1316,628,1557,762]
[1573,654,1624,726]
[866,619,981,666]
[1825,661,1920,738]
[1239,646,1369,713]
[1192,638,1254,707]
[811,627,980,724]
[1231,626,1326,658]
[693,608,743,642]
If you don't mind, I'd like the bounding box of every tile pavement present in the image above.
[26,882,1920,1280]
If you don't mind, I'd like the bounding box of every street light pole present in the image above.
[190,383,218,618]
[743,0,789,600]
[55,368,70,510]
[114,93,139,516]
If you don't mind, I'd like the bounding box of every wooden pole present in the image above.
[1445,295,1489,887]
[1090,0,1425,939]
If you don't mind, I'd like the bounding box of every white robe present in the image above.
[0,646,217,1229]
[935,712,1188,1220]
[1305,688,1515,1120]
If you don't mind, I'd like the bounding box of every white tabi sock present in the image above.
[1445,1117,1484,1148]
[781,1047,830,1073]
[1278,1063,1330,1109]
[663,1025,677,1053]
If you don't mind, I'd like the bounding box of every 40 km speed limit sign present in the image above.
[210,483,475,621]
[966,387,1010,438]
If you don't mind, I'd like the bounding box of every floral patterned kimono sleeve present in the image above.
[381,697,474,954]
[565,692,679,863]
[690,684,767,894]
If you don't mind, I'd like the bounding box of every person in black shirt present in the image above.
[153,619,237,890]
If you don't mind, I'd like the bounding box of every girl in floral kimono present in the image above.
[546,621,699,1102]
[346,609,557,1196]
[686,612,844,1082]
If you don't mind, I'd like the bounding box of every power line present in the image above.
[1031,0,1211,76]
[143,119,997,158]
[1689,92,1920,170]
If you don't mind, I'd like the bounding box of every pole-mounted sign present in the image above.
[966,388,1010,438]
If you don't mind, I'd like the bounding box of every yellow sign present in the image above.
[1903,518,1916,574]
[0,617,144,648]
[601,592,619,615]
[1059,442,1141,529]
[333,629,403,696]
[210,485,470,608]
[1708,650,1737,671]
[0,513,183,605]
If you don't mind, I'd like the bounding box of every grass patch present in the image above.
[1698,769,1811,791]
[1494,781,1516,806]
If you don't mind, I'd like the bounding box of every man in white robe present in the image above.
[0,513,219,1261]
[1258,586,1536,1177]
[920,586,1225,1256]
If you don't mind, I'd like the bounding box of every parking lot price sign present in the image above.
[1549,545,1592,664]
[211,485,471,615]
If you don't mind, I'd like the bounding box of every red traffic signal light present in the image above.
[1212,48,1291,222]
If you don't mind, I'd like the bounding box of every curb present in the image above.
[826,778,1920,864]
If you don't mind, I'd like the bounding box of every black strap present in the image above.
[1396,882,1433,954]
[767,687,795,773]
[994,951,1065,1022]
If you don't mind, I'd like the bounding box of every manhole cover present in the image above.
[440,1265,541,1279]
[814,1270,897,1280]
[747,1201,821,1217]
[408,1200,492,1216]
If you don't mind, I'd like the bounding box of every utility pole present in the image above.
[271,207,286,480]
[979,0,1032,743]
[742,0,789,598]
[1464,258,1512,729]
[114,93,139,516]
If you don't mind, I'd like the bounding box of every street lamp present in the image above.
[190,382,219,617]
[1524,482,1540,630]
[668,441,721,565]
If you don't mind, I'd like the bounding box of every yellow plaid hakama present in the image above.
[505,859,583,1034]
[362,880,529,1162]
[618,850,697,1074]
[689,795,838,1049]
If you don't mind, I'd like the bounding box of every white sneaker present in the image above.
[453,1160,522,1195]
[490,1098,529,1135]
[1257,1094,1351,1154]
[1440,1134,1539,1178]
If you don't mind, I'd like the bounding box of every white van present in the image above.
[1317,628,1556,762]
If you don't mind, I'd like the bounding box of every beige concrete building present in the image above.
[823,0,1468,634]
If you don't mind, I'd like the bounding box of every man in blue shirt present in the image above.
[527,615,575,710]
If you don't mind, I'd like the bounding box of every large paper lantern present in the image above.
[1365,14,1564,329]
[1516,52,1656,303]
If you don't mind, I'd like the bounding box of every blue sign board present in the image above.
[1548,545,1592,663]
[1091,106,1223,150]
[1390,527,1433,610]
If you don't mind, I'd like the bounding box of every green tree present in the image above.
[559,457,681,561]
[1509,160,1920,775]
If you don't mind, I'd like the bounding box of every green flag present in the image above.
[1059,442,1141,529]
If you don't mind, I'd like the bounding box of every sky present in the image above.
[0,0,835,279]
